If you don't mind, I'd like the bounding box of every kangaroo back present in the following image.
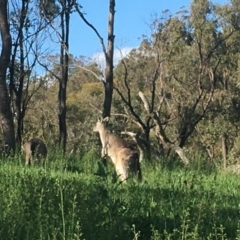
[120,150,142,181]
[127,152,142,181]
[25,138,47,166]
[93,118,142,182]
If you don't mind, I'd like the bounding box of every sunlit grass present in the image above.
[0,150,240,239]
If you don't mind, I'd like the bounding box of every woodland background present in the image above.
[1,0,240,167]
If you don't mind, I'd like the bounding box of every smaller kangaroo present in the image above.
[93,117,142,182]
[24,138,47,166]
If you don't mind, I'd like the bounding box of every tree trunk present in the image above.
[14,3,25,147]
[206,145,217,167]
[58,0,70,152]
[14,25,25,147]
[138,91,189,165]
[74,0,115,119]
[102,0,115,118]
[142,127,151,160]
[173,146,189,165]
[16,106,24,147]
[222,134,227,169]
[0,0,15,152]
[58,77,67,152]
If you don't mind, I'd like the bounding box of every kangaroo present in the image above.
[24,138,47,166]
[93,117,142,182]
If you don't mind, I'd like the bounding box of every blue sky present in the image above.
[69,0,228,60]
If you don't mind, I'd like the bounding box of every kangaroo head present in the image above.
[93,117,109,132]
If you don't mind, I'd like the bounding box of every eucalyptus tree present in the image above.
[57,0,73,152]
[113,41,156,160]
[23,76,58,145]
[9,0,48,146]
[66,61,103,152]
[23,57,103,152]
[0,0,15,153]
[75,0,115,119]
[113,0,240,164]
[40,0,74,152]
[194,0,240,166]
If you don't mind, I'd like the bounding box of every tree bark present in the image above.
[74,0,115,118]
[102,0,115,118]
[222,134,227,169]
[0,0,15,152]
[9,0,27,147]
[58,0,70,152]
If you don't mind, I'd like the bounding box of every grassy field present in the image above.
[0,150,240,240]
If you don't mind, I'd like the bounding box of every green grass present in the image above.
[0,150,240,240]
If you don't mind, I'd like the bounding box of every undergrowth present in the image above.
[0,149,240,240]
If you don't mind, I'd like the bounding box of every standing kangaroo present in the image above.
[24,138,47,166]
[93,117,142,182]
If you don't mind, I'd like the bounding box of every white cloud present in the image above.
[91,47,133,70]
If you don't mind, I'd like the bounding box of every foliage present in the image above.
[111,0,240,164]
[4,0,240,167]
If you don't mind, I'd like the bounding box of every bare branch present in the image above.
[111,112,145,130]
[138,91,173,145]
[74,2,107,58]
[138,91,151,114]
[118,55,132,105]
[113,87,146,130]
[34,16,104,83]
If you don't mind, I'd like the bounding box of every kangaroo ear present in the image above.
[103,116,109,122]
[98,116,103,122]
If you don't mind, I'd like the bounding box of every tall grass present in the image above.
[0,149,240,240]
